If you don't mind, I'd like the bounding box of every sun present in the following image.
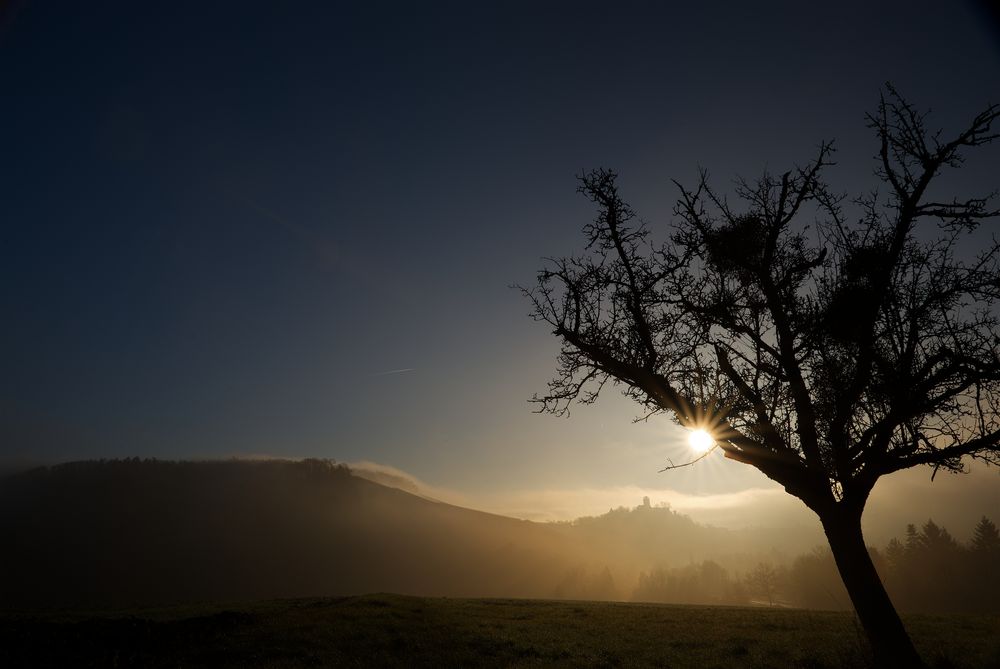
[688,429,715,453]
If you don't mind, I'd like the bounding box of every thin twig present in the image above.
[659,444,719,471]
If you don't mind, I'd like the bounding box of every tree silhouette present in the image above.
[970,515,1000,554]
[876,516,1000,614]
[746,562,784,607]
[968,515,1000,612]
[524,86,1000,668]
[788,547,849,610]
[884,537,905,572]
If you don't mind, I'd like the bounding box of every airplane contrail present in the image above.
[372,368,415,377]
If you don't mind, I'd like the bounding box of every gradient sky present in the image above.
[3,1,1000,518]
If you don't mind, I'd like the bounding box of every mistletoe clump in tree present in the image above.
[524,87,1000,668]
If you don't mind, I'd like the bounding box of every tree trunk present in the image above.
[821,509,926,668]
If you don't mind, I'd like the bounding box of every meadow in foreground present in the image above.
[2,594,998,668]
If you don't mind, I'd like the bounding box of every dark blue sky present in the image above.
[3,1,999,506]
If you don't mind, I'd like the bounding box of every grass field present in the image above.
[2,594,999,668]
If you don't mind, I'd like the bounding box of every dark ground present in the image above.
[2,594,999,668]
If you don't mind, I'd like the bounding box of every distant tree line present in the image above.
[882,517,1000,613]
[633,516,1000,613]
[634,559,748,606]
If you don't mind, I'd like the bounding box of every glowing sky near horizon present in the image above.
[2,1,999,515]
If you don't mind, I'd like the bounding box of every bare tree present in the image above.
[746,562,784,607]
[523,86,1000,668]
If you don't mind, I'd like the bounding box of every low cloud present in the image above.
[346,461,818,533]
[347,461,470,504]
[348,460,1000,546]
[472,485,811,527]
